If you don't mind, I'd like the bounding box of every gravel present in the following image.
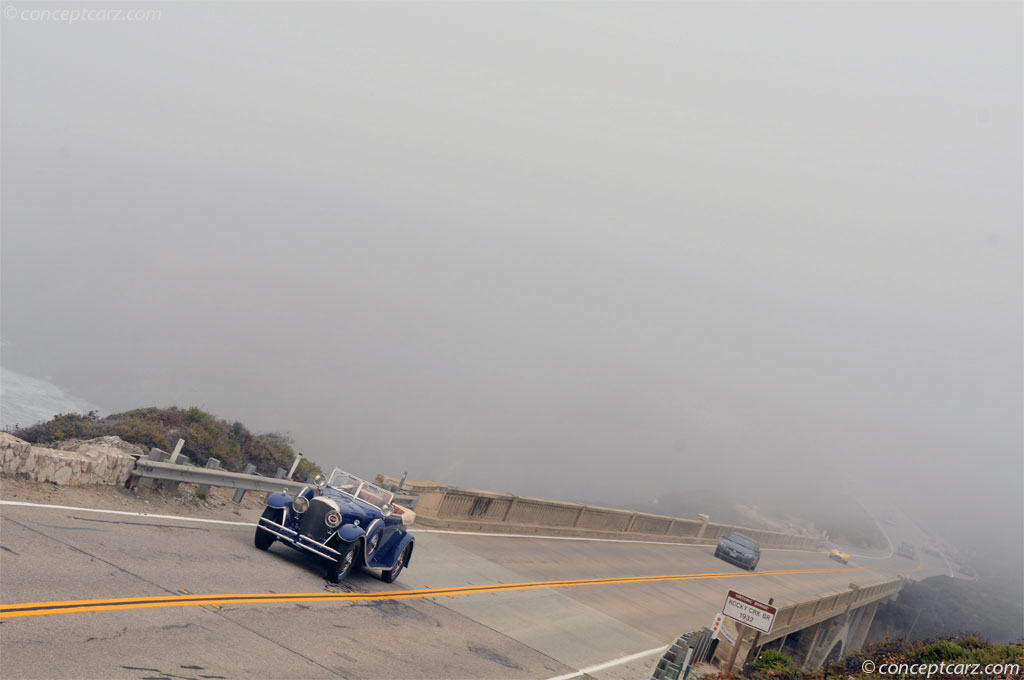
[0,473,273,523]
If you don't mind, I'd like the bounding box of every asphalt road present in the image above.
[0,501,935,680]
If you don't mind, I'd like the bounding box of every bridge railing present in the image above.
[374,474,822,549]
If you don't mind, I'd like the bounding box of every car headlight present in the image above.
[292,495,309,514]
[325,511,341,528]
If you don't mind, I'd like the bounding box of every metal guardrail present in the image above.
[131,459,307,494]
[393,493,419,509]
[131,459,420,508]
[652,627,717,680]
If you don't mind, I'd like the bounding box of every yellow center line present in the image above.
[0,565,869,619]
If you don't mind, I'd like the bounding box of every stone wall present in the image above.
[1,433,139,487]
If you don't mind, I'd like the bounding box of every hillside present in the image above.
[868,576,1024,645]
[8,407,321,479]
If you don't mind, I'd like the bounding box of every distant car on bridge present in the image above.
[897,542,916,559]
[714,532,760,571]
[828,548,851,564]
[254,468,415,583]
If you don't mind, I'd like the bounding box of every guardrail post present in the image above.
[196,458,220,497]
[287,452,303,480]
[165,452,191,494]
[233,464,257,503]
[140,448,167,488]
[666,519,675,535]
[573,506,587,528]
[168,438,185,464]
[625,512,638,532]
[275,468,287,479]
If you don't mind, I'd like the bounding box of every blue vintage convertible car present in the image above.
[254,468,415,584]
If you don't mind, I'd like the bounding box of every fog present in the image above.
[2,3,1020,581]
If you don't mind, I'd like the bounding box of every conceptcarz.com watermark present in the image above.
[3,5,162,23]
[861,659,1021,677]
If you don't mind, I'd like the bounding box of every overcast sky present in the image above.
[1,2,1020,569]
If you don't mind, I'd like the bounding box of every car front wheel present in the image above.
[254,507,280,550]
[327,541,360,584]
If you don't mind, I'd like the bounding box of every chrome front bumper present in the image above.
[258,516,342,562]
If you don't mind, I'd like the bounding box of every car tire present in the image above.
[327,540,360,584]
[381,545,409,584]
[254,507,280,551]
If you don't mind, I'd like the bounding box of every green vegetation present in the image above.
[870,576,1024,645]
[710,635,1024,679]
[10,408,321,479]
[751,649,795,674]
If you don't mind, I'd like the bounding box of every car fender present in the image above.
[362,520,385,564]
[265,492,293,509]
[365,531,414,570]
[337,524,365,543]
[395,534,414,567]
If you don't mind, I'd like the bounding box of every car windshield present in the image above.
[326,468,395,510]
[727,533,757,549]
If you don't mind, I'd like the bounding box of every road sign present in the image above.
[721,590,777,634]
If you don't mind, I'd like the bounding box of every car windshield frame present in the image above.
[325,468,395,511]
[726,533,758,550]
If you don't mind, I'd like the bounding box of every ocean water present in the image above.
[0,367,104,431]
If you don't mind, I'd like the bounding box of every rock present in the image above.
[1,433,137,487]
[53,466,72,486]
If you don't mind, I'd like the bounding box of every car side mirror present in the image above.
[381,503,393,517]
[314,474,326,491]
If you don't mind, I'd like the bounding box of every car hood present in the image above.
[321,490,382,525]
[721,541,755,557]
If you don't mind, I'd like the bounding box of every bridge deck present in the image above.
[0,501,934,679]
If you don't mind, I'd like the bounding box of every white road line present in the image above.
[545,645,669,680]
[0,500,822,553]
[0,500,253,526]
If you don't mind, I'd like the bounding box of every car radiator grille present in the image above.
[299,498,333,542]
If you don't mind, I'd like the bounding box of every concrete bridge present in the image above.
[1,470,935,679]
[711,576,903,671]
[383,474,911,674]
